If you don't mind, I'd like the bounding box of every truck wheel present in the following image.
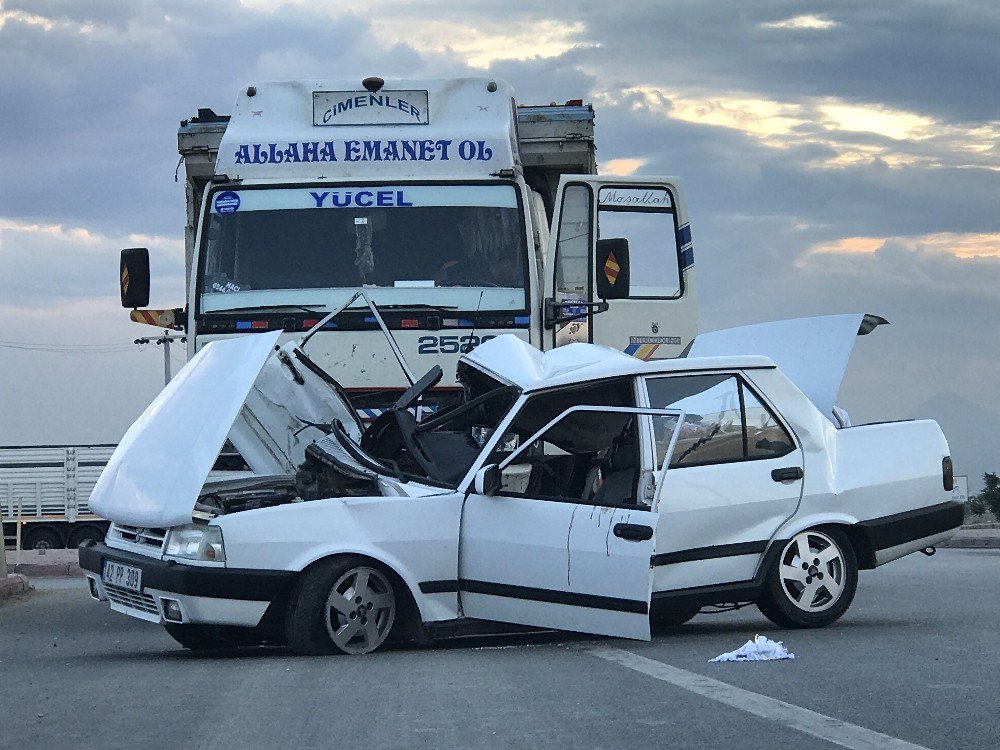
[23,526,64,550]
[164,624,261,651]
[285,556,397,656]
[68,525,105,548]
[757,527,858,628]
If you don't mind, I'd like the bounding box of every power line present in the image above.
[0,341,137,354]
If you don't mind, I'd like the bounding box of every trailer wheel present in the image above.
[68,524,105,549]
[23,526,64,550]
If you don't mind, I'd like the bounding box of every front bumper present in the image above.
[79,542,296,627]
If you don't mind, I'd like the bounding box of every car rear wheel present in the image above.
[757,527,858,628]
[650,604,701,627]
[285,556,397,655]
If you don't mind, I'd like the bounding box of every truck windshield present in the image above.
[199,184,528,314]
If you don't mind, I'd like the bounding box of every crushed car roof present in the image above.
[463,335,775,392]
[466,313,884,423]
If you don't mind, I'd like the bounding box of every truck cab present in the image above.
[123,77,697,415]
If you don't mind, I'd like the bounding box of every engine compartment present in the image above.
[195,358,518,516]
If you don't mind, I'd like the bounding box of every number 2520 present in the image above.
[417,335,496,355]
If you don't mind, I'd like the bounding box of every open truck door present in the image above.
[542,176,697,360]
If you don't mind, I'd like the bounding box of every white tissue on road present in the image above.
[710,634,796,662]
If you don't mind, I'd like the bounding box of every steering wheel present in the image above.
[393,365,443,411]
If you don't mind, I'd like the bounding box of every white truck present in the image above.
[121,76,698,419]
[1,444,114,549]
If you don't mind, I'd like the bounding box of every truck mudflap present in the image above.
[857,500,964,566]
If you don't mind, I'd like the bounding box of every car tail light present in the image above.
[942,456,954,492]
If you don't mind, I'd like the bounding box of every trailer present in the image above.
[0,445,113,549]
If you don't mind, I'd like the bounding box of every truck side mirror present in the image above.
[474,464,502,496]
[595,238,630,300]
[120,248,150,309]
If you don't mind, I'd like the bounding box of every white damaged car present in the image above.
[81,314,963,654]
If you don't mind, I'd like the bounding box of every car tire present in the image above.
[650,604,700,627]
[23,526,64,550]
[163,624,260,651]
[285,556,397,656]
[757,527,858,629]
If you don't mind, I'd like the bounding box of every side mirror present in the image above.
[595,238,630,300]
[474,464,502,496]
[120,248,150,308]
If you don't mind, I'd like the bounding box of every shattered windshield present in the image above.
[199,184,528,314]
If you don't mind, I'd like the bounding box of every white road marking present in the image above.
[588,647,931,750]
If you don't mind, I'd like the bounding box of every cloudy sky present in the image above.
[0,0,997,490]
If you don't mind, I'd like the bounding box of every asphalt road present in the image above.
[1,549,997,750]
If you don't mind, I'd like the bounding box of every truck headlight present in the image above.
[164,524,226,563]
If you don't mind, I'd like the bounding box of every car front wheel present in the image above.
[757,527,858,628]
[286,557,397,655]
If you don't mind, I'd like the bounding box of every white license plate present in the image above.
[102,560,142,592]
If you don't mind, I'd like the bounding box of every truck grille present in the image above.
[109,524,167,552]
[104,583,159,616]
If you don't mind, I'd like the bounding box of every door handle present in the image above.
[771,466,803,482]
[613,523,653,542]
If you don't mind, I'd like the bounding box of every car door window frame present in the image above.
[495,405,684,510]
[642,371,798,473]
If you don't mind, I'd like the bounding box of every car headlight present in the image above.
[164,524,226,562]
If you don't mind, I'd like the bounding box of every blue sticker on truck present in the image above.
[214,191,241,214]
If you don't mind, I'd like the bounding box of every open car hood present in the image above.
[89,332,361,528]
[687,313,887,422]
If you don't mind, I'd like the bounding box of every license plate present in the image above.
[102,560,142,592]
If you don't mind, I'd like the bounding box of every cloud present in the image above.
[760,14,840,30]
[0,218,184,306]
[2,0,999,490]
[0,297,183,445]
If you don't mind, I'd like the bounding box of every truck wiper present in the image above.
[374,304,457,311]
[210,304,325,314]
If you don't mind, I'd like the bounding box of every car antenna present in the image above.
[443,290,485,423]
[467,290,485,353]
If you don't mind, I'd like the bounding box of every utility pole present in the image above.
[0,513,8,578]
[135,331,187,386]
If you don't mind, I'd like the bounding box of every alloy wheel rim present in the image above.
[778,531,846,613]
[324,566,395,654]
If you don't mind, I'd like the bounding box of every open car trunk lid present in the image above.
[89,331,361,528]
[687,313,887,422]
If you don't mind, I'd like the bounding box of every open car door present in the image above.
[459,405,672,640]
[543,175,697,361]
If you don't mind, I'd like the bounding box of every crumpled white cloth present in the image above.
[710,634,796,663]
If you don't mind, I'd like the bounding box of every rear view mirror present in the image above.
[474,464,501,496]
[595,238,630,300]
[120,248,150,308]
